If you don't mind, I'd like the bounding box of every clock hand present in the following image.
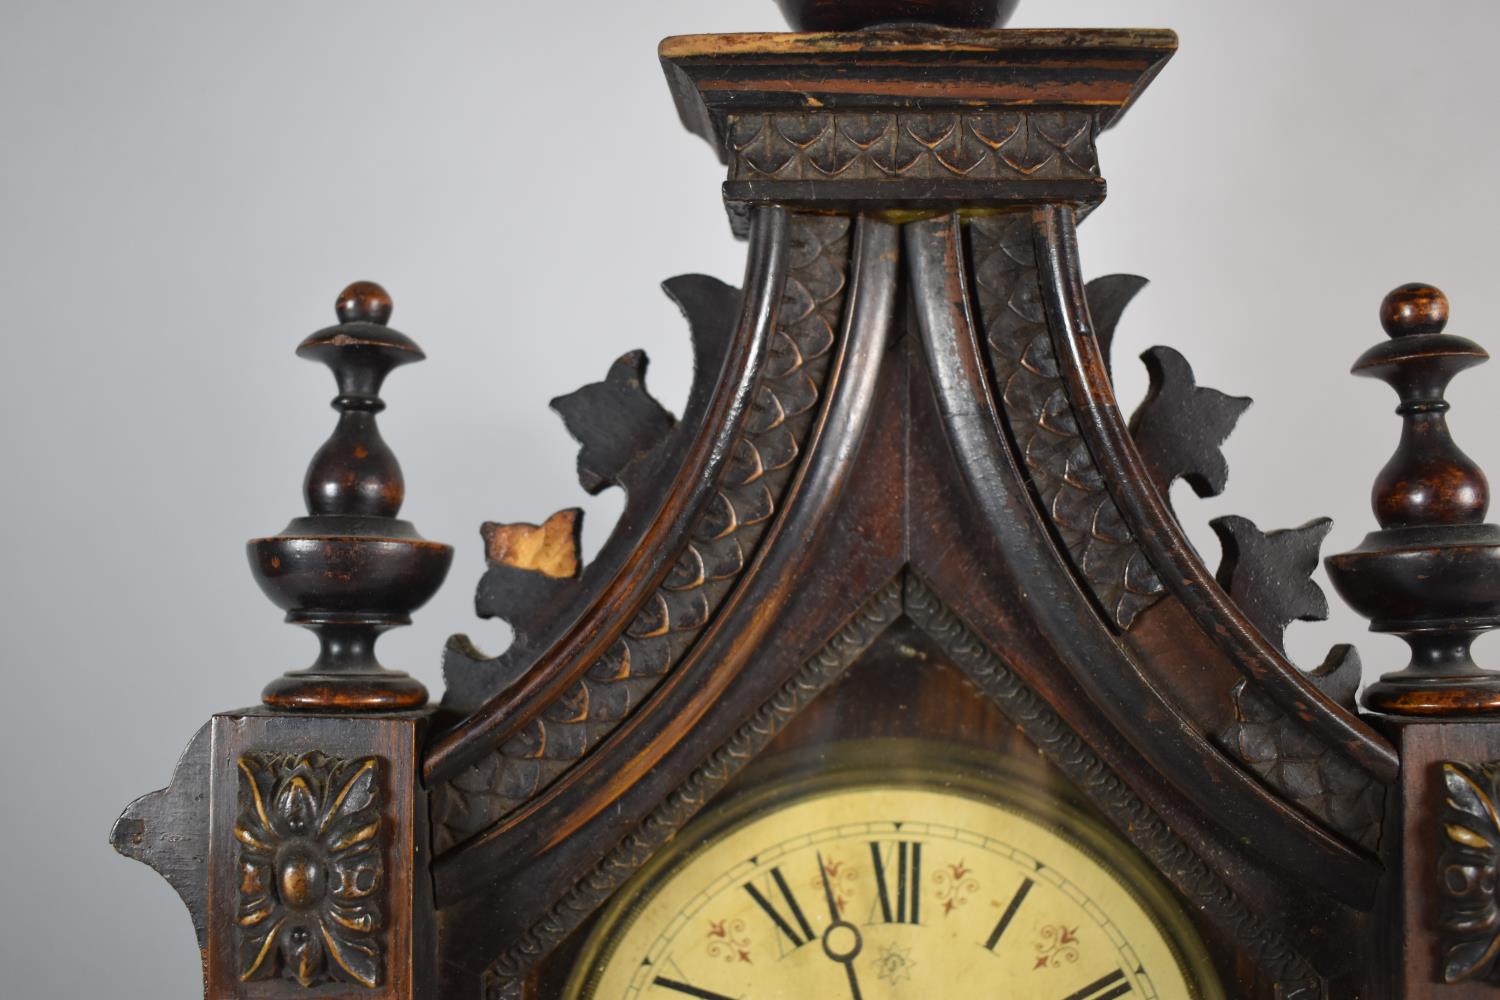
[816,851,865,1000]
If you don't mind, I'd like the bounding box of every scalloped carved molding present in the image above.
[727,110,1100,184]
[432,216,853,853]
[481,574,1320,999]
[968,212,1166,629]
[482,577,904,999]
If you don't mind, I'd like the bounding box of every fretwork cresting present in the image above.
[107,8,1500,1000]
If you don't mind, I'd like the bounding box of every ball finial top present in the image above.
[1380,282,1449,338]
[336,280,394,326]
[774,0,1020,31]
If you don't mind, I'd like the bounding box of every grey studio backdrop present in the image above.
[3,0,1497,996]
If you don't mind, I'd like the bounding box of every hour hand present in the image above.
[816,852,864,1000]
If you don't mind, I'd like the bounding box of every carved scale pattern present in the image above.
[968,212,1166,629]
[900,576,1322,999]
[1220,681,1384,852]
[483,577,1317,998]
[727,111,1100,183]
[483,578,906,999]
[432,216,852,852]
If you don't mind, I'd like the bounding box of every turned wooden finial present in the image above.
[774,0,1020,31]
[247,281,453,711]
[1326,283,1500,715]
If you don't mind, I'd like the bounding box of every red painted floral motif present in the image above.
[932,859,980,916]
[1033,925,1081,970]
[809,854,859,915]
[706,918,752,964]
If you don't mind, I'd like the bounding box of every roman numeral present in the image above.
[985,876,1035,951]
[1060,969,1133,1000]
[869,840,922,924]
[743,866,814,950]
[652,976,739,1000]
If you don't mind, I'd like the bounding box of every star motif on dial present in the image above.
[874,943,916,985]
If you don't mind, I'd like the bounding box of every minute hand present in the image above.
[816,851,865,1000]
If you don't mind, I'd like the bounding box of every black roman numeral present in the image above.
[869,840,922,924]
[743,866,814,950]
[1061,969,1133,1000]
[985,876,1035,951]
[652,976,739,1000]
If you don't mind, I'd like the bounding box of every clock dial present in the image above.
[567,760,1221,999]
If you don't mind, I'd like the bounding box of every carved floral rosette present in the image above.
[1439,761,1500,983]
[235,751,386,989]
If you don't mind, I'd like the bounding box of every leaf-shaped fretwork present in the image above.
[1131,346,1251,501]
[1211,516,1331,655]
[431,217,852,852]
[551,350,674,496]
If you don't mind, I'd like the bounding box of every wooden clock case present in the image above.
[111,5,1500,999]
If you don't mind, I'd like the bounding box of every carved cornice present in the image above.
[431,215,853,852]
[659,29,1172,232]
[728,111,1098,184]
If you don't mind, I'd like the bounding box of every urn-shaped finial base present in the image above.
[248,282,452,712]
[1326,284,1500,716]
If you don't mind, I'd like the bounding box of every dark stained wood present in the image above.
[1326,283,1500,715]
[109,723,212,957]
[1032,204,1398,779]
[1129,344,1251,501]
[659,28,1175,233]
[1083,272,1148,376]
[425,208,789,781]
[433,218,898,895]
[907,213,1379,904]
[251,280,452,711]
[1211,515,1333,655]
[1378,719,1500,999]
[203,710,434,1000]
[108,16,1500,1000]
[774,0,1021,31]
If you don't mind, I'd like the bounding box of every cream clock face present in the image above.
[567,765,1221,1000]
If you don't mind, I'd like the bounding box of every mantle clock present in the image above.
[111,2,1500,998]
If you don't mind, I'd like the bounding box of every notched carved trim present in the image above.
[482,575,1321,999]
[482,577,905,999]
[1439,761,1500,984]
[432,216,853,853]
[727,110,1100,184]
[901,575,1322,998]
[967,212,1165,630]
[235,751,386,990]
